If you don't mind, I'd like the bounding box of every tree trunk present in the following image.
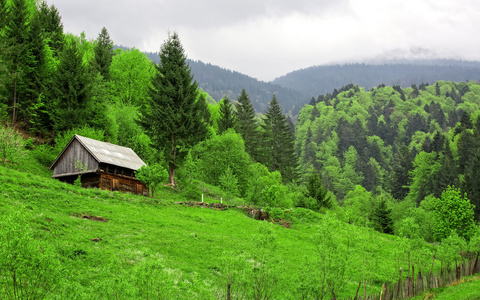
[168,136,177,186]
[168,162,175,186]
[12,71,17,124]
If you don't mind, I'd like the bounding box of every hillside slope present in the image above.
[0,164,434,299]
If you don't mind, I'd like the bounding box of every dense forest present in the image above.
[1,0,480,298]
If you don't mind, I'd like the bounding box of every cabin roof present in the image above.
[50,135,146,171]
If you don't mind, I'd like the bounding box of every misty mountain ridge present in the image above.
[116,45,480,116]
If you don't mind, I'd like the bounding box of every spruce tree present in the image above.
[37,3,64,57]
[373,198,394,234]
[139,32,208,186]
[217,95,236,134]
[261,94,299,183]
[434,141,459,198]
[235,89,260,161]
[94,27,113,80]
[391,145,412,200]
[52,40,90,131]
[305,171,332,210]
[3,0,34,124]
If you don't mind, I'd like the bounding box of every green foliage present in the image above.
[260,183,291,208]
[297,215,355,299]
[245,163,284,206]
[107,104,155,163]
[135,163,168,197]
[186,129,252,196]
[73,159,88,187]
[94,27,113,80]
[219,166,239,199]
[235,89,261,162]
[432,186,476,242]
[52,36,92,131]
[437,231,467,269]
[139,32,208,185]
[304,171,332,210]
[372,198,394,234]
[342,185,375,227]
[217,96,236,134]
[109,48,155,106]
[53,125,105,156]
[260,94,299,182]
[0,211,60,299]
[0,125,25,167]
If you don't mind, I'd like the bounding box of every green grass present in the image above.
[0,160,471,299]
[411,276,480,300]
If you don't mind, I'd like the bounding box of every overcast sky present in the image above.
[47,0,480,81]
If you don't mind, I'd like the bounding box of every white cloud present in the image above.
[48,0,480,81]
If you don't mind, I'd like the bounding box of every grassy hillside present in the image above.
[0,163,446,299]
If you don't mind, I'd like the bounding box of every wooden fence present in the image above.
[347,256,480,300]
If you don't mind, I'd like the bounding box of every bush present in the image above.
[31,144,56,167]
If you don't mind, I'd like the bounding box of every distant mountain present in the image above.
[272,60,480,101]
[120,46,480,117]
[188,60,306,115]
[139,49,307,115]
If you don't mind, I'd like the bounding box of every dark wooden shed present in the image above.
[50,135,148,196]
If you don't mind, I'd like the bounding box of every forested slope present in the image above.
[295,81,480,224]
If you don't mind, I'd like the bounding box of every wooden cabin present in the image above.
[50,135,148,196]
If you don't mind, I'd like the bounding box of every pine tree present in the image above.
[391,145,412,200]
[139,32,208,185]
[94,27,113,80]
[433,141,458,198]
[373,198,394,234]
[305,172,332,210]
[52,40,90,131]
[235,89,261,161]
[217,96,236,134]
[3,0,35,124]
[37,2,64,57]
[261,94,299,183]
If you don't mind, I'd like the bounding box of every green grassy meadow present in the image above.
[0,162,476,299]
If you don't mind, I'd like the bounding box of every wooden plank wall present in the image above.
[98,173,148,196]
[53,140,99,176]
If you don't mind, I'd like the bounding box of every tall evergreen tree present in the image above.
[37,2,64,57]
[52,39,90,131]
[3,0,35,124]
[261,94,299,183]
[304,171,332,210]
[94,27,113,80]
[391,145,412,200]
[373,198,394,234]
[217,96,236,134]
[235,89,261,161]
[139,32,208,186]
[433,141,458,198]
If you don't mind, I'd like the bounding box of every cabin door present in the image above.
[112,178,119,191]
